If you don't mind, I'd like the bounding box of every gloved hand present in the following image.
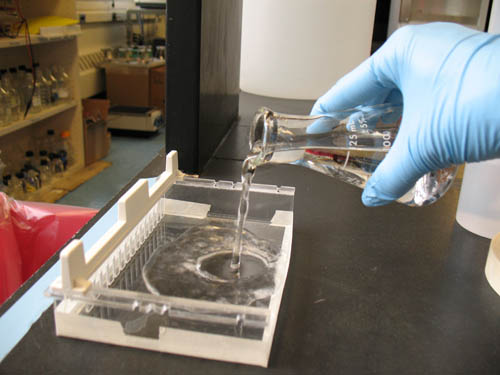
[311,22,500,206]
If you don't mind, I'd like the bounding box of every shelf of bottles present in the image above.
[0,100,76,137]
[0,0,85,201]
[0,59,81,199]
[0,63,74,135]
[0,127,76,201]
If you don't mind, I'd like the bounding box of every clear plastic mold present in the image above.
[46,151,294,367]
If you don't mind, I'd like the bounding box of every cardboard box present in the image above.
[105,65,150,107]
[82,98,110,123]
[149,65,166,113]
[84,121,110,166]
[82,99,111,166]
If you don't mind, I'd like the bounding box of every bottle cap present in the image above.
[47,129,55,136]
[61,131,71,139]
[15,172,24,179]
[18,65,26,71]
[40,160,48,166]
[39,150,48,156]
[9,67,17,73]
[26,150,34,157]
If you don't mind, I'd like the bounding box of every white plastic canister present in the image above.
[456,159,500,239]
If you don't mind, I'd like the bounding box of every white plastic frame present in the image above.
[59,151,179,293]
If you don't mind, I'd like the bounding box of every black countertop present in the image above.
[1,93,499,374]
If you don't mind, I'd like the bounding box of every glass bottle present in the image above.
[155,45,166,60]
[16,65,26,89]
[21,68,31,110]
[1,69,21,121]
[26,68,43,114]
[39,159,52,185]
[20,168,39,194]
[39,149,50,164]
[12,172,27,200]
[54,65,70,103]
[248,104,458,207]
[0,83,9,126]
[15,66,27,111]
[0,71,14,123]
[39,150,52,184]
[44,67,59,104]
[58,130,73,170]
[46,129,56,153]
[24,151,41,189]
[33,63,51,107]
[0,150,14,194]
[49,153,64,175]
[8,67,19,91]
[2,174,12,195]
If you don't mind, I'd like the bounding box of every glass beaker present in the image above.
[248,104,457,207]
[155,46,165,60]
[118,47,128,60]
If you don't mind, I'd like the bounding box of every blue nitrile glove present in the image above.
[311,22,500,206]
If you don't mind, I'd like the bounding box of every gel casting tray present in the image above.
[47,151,295,367]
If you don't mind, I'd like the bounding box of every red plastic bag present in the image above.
[0,193,97,305]
[0,194,23,305]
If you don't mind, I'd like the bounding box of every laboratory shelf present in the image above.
[0,30,81,49]
[0,101,77,138]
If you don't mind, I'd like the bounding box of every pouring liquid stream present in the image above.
[190,155,268,283]
[230,156,257,274]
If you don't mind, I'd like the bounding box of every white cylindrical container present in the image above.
[456,159,500,239]
[239,0,377,100]
[485,232,500,296]
[488,0,500,33]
